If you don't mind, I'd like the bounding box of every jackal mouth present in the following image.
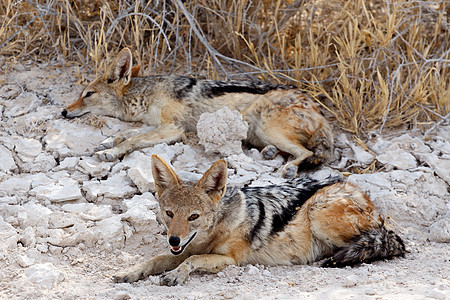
[170,232,197,255]
[61,109,89,119]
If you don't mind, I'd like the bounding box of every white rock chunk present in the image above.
[25,263,65,289]
[349,143,375,166]
[17,202,52,228]
[376,143,417,170]
[17,254,35,268]
[428,213,450,243]
[3,92,42,118]
[0,176,32,197]
[122,193,159,234]
[44,119,106,158]
[19,227,36,247]
[0,216,18,251]
[54,156,79,171]
[94,215,124,248]
[30,177,82,203]
[83,171,137,201]
[77,157,114,178]
[197,107,248,156]
[62,203,113,221]
[124,152,154,193]
[348,170,449,238]
[0,144,16,172]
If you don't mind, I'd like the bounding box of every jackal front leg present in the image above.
[96,124,183,161]
[113,254,186,283]
[160,254,236,286]
[95,127,156,151]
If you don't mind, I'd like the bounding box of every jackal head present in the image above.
[61,48,140,119]
[151,154,228,255]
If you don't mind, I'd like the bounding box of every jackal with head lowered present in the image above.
[113,154,406,286]
[62,48,333,177]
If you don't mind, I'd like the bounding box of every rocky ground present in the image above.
[0,59,449,299]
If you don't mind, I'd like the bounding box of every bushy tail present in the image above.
[321,224,406,268]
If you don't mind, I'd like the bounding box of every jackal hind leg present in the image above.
[264,136,313,178]
[113,254,185,283]
[96,124,183,161]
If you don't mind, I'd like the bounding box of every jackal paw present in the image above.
[113,270,143,283]
[160,269,188,286]
[96,149,120,161]
[261,145,278,160]
[282,163,298,178]
[304,153,328,166]
[95,137,116,151]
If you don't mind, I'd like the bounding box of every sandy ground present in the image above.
[0,59,449,299]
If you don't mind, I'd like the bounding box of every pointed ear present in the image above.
[106,48,132,85]
[151,154,181,198]
[196,159,228,203]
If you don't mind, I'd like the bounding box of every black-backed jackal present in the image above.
[62,48,333,177]
[113,155,405,286]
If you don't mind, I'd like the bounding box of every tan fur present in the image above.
[62,48,333,178]
[113,155,401,286]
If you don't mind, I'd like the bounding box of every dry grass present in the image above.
[0,0,448,135]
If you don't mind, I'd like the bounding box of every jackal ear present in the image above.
[151,154,181,198]
[106,48,133,85]
[196,159,228,203]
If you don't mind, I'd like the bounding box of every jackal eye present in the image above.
[188,214,199,221]
[84,91,95,98]
[166,210,174,218]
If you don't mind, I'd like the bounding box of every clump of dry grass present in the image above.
[0,0,448,135]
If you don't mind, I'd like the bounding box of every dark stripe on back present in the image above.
[249,200,266,242]
[270,177,341,235]
[201,80,295,98]
[174,77,198,99]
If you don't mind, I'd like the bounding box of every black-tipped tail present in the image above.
[321,225,406,268]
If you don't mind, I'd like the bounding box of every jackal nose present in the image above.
[169,236,180,247]
[61,110,68,118]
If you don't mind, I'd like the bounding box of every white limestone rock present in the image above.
[24,263,65,289]
[82,171,137,201]
[372,135,420,171]
[348,170,449,238]
[0,144,16,172]
[376,143,417,170]
[122,193,159,226]
[17,254,35,268]
[30,177,82,203]
[349,143,375,166]
[44,119,107,158]
[77,156,114,178]
[13,137,42,161]
[0,176,32,197]
[62,203,113,221]
[428,212,450,243]
[94,215,124,248]
[17,202,52,228]
[123,152,154,193]
[54,156,79,171]
[3,92,42,118]
[197,107,248,156]
[19,227,37,247]
[141,142,184,163]
[0,216,18,251]
[48,211,79,229]
[123,192,159,211]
